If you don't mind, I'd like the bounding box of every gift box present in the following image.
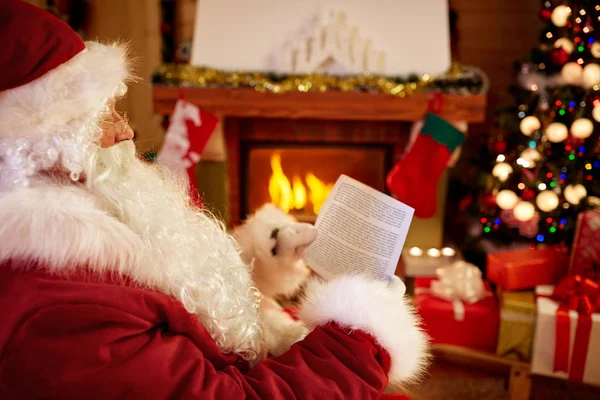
[531,278,600,385]
[487,247,568,291]
[570,210,600,281]
[496,289,536,361]
[415,264,499,353]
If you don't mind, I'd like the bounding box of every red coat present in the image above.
[0,261,409,399]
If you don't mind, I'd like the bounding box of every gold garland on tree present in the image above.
[153,62,482,98]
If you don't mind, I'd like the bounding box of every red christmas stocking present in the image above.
[386,113,465,219]
[156,99,219,209]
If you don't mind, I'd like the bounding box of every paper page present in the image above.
[304,175,414,280]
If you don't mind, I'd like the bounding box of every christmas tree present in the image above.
[462,0,600,246]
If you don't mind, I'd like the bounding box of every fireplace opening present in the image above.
[241,143,392,221]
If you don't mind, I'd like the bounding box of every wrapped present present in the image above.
[415,261,499,352]
[487,247,568,291]
[531,276,600,385]
[570,210,600,281]
[496,290,536,361]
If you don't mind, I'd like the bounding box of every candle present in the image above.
[427,248,441,257]
[409,247,423,257]
[441,247,456,257]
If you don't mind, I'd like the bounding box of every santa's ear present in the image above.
[276,223,318,257]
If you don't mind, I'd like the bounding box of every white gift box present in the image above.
[531,285,600,385]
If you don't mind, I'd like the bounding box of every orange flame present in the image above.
[268,153,333,214]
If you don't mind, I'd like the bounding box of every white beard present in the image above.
[85,140,264,362]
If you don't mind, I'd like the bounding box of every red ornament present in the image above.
[521,188,535,201]
[493,140,507,154]
[459,194,473,211]
[483,194,497,207]
[549,48,570,67]
[539,8,552,21]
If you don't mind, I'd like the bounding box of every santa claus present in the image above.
[0,1,428,399]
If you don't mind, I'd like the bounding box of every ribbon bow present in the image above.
[430,261,486,321]
[431,261,486,304]
[552,275,600,316]
[550,274,600,381]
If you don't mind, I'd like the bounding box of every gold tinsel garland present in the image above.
[153,63,482,98]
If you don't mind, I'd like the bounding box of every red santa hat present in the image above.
[0,0,131,188]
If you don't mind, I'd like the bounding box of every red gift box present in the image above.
[570,211,600,281]
[487,247,568,291]
[415,277,499,353]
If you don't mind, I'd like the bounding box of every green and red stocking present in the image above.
[386,113,465,218]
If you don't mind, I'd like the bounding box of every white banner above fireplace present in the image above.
[191,0,451,76]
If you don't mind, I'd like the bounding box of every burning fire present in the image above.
[268,153,333,214]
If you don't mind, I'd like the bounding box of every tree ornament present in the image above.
[551,5,571,27]
[520,115,541,136]
[593,105,600,123]
[483,193,497,207]
[492,162,513,182]
[539,8,552,21]
[592,43,600,59]
[536,190,559,212]
[564,184,587,205]
[496,190,519,210]
[554,38,574,54]
[571,118,594,139]
[545,122,568,143]
[513,201,535,221]
[549,48,570,67]
[493,140,507,154]
[522,188,536,201]
[582,63,600,89]
[520,148,542,167]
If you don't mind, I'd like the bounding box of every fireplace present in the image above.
[226,117,409,225]
[153,86,486,248]
[242,144,392,221]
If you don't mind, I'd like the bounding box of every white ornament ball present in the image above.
[545,122,569,143]
[561,62,583,85]
[520,148,541,166]
[496,190,519,210]
[592,43,600,59]
[551,5,571,27]
[593,105,600,123]
[564,184,587,205]
[536,190,560,212]
[520,116,541,136]
[514,201,536,222]
[571,118,594,139]
[582,63,600,89]
[492,162,513,182]
[554,38,574,54]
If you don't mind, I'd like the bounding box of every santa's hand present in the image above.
[387,275,406,297]
[276,223,317,257]
[298,274,429,385]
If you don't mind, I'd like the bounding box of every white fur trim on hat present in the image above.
[0,41,132,141]
[298,275,430,385]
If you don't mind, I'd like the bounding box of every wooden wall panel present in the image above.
[85,0,164,153]
[452,0,542,115]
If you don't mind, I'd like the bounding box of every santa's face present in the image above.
[82,140,264,362]
[98,103,134,148]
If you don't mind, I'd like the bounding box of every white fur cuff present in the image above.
[298,275,429,385]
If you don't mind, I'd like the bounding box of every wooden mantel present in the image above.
[153,87,486,122]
